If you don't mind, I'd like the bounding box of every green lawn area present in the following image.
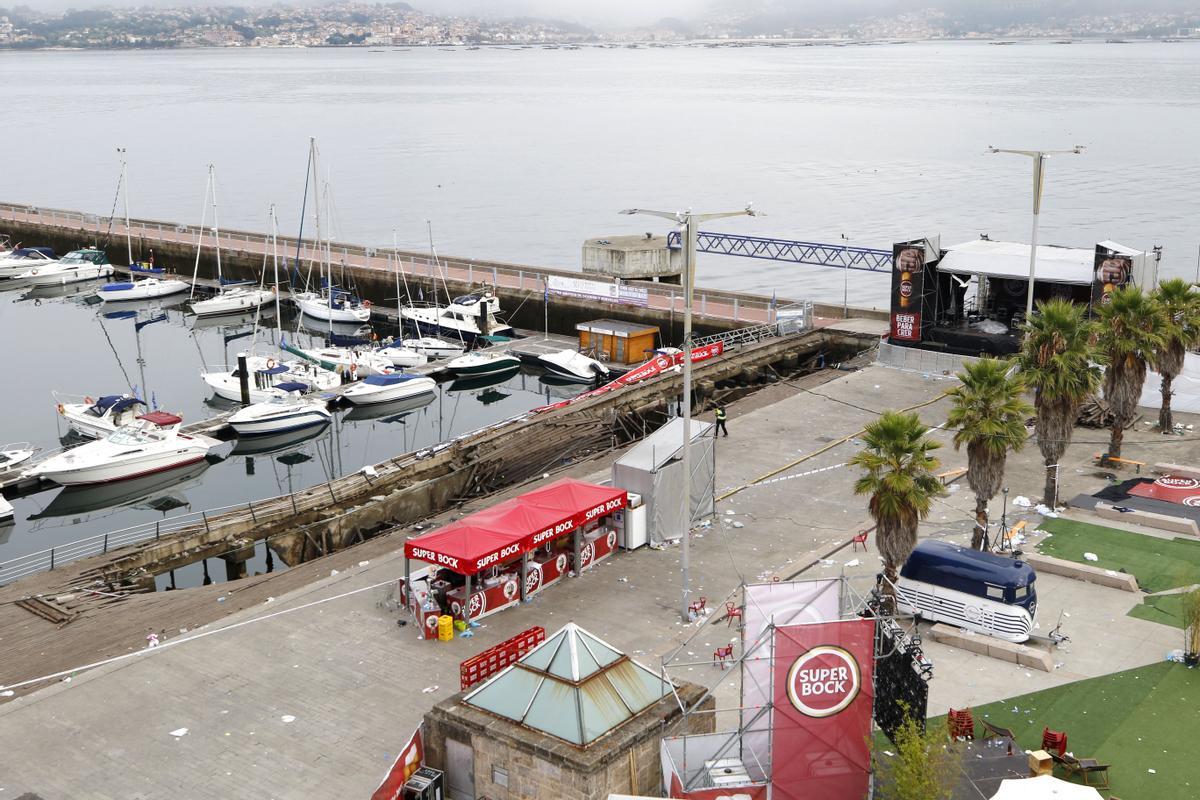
[931,662,1200,798]
[1036,518,1200,593]
[1128,593,1188,630]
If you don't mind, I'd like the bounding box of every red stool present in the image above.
[852,530,870,551]
[713,644,734,667]
[725,601,743,627]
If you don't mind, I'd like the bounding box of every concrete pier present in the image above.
[0,202,887,345]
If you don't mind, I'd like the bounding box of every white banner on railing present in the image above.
[546,275,648,307]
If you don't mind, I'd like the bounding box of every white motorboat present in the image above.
[96,275,190,302]
[445,350,522,377]
[0,495,12,520]
[57,394,148,439]
[341,372,437,405]
[18,248,113,286]
[0,442,37,474]
[402,336,464,360]
[228,393,332,436]
[190,284,275,317]
[536,349,610,383]
[290,344,394,377]
[201,356,339,404]
[401,290,514,343]
[25,412,218,486]
[376,343,428,368]
[294,290,372,323]
[0,247,58,279]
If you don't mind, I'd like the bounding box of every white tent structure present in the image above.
[612,418,715,545]
[989,775,1103,799]
[938,239,1151,288]
[1141,351,1200,414]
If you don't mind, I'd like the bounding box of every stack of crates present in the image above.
[459,626,546,690]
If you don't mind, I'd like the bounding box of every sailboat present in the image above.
[381,235,459,361]
[290,140,372,323]
[199,206,340,403]
[95,150,189,301]
[188,165,275,317]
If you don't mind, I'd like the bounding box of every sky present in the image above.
[13,0,1196,28]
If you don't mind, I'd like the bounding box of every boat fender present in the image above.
[266,358,277,369]
[363,300,373,308]
[84,396,94,405]
[57,403,64,415]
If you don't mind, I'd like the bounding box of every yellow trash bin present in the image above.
[437,614,454,642]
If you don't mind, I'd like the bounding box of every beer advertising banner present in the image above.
[771,619,875,800]
[1091,243,1134,310]
[890,242,925,342]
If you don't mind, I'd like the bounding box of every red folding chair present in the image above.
[852,530,870,551]
[725,601,743,627]
[713,644,734,667]
[1042,727,1068,757]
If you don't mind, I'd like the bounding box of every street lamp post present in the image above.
[620,205,759,623]
[987,146,1084,320]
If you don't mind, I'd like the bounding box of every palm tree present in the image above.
[850,410,944,611]
[1016,299,1101,506]
[1151,278,1200,432]
[1095,286,1167,458]
[946,358,1033,550]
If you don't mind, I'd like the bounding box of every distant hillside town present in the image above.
[1,2,1199,49]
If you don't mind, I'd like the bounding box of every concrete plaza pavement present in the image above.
[0,362,1195,798]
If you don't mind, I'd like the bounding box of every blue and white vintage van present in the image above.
[896,539,1037,643]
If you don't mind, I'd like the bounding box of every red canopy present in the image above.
[403,479,628,576]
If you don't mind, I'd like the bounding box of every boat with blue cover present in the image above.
[56,393,148,439]
[0,247,57,279]
[341,372,437,405]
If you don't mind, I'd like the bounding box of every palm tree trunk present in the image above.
[972,494,988,550]
[881,564,899,615]
[1161,373,1175,432]
[1109,422,1124,459]
[1043,459,1057,508]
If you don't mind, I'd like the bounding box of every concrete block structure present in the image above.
[583,234,682,281]
[422,623,714,800]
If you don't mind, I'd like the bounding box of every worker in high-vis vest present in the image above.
[715,405,728,437]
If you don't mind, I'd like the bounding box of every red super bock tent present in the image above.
[403,479,627,575]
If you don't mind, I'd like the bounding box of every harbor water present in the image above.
[0,281,580,587]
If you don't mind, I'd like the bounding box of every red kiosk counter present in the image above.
[401,478,627,639]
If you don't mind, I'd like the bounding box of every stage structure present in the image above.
[887,237,1155,357]
[658,576,932,800]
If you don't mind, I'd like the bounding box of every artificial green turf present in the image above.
[1128,593,1189,630]
[931,662,1200,798]
[1036,518,1200,593]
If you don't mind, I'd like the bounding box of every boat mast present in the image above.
[272,205,282,343]
[189,166,212,300]
[428,220,465,346]
[211,165,224,293]
[120,148,133,267]
[323,178,333,336]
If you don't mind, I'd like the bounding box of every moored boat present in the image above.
[341,372,437,405]
[536,349,609,383]
[25,412,220,485]
[201,357,340,404]
[376,342,428,368]
[0,247,57,279]
[56,394,148,439]
[445,350,522,377]
[228,393,333,436]
[18,248,113,286]
[401,336,464,360]
[294,289,372,323]
[96,275,190,302]
[190,284,275,317]
[401,290,514,343]
[0,442,37,474]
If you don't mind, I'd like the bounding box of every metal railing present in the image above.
[0,201,784,327]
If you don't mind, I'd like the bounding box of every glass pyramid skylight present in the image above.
[463,623,673,747]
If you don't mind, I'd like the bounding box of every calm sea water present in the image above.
[1,41,1198,307]
[0,41,1198,581]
